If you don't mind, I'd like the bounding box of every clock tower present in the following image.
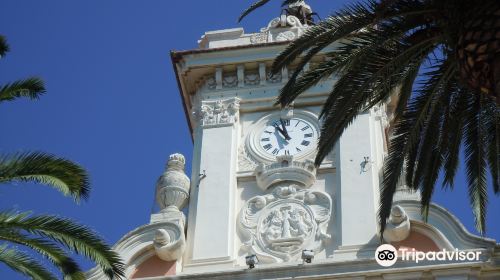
[170,11,388,272]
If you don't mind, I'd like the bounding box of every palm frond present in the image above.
[441,89,469,189]
[0,151,90,202]
[379,59,454,237]
[464,93,488,234]
[484,100,500,193]
[417,75,458,220]
[0,211,125,279]
[0,244,57,280]
[238,0,273,22]
[0,77,46,103]
[313,32,437,166]
[410,61,457,189]
[278,8,437,107]
[0,35,9,57]
[271,2,378,76]
[0,227,84,280]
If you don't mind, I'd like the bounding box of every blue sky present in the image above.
[0,0,498,278]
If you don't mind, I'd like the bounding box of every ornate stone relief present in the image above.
[244,72,261,86]
[152,153,191,261]
[255,155,316,191]
[222,74,238,88]
[275,31,296,42]
[383,205,411,243]
[250,15,305,45]
[195,98,240,128]
[238,144,259,172]
[238,185,332,263]
[264,15,303,30]
[205,77,216,90]
[250,32,268,44]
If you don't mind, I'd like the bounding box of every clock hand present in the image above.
[279,119,292,140]
[273,123,287,139]
[274,129,286,149]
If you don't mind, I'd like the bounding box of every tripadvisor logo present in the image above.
[375,244,483,267]
[375,244,398,267]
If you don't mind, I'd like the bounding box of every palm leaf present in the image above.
[238,0,273,22]
[0,35,9,57]
[0,244,57,280]
[379,61,453,236]
[271,2,378,76]
[464,93,488,234]
[238,0,304,22]
[0,211,125,279]
[441,89,469,189]
[484,100,499,193]
[0,152,90,202]
[0,78,46,103]
[0,227,84,280]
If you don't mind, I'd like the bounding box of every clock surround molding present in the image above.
[245,109,320,164]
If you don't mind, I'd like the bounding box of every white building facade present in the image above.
[88,11,500,280]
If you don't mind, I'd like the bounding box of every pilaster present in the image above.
[184,97,240,271]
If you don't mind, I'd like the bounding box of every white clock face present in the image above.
[259,118,316,156]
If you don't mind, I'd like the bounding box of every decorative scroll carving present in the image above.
[383,205,411,242]
[250,15,304,45]
[238,185,332,263]
[153,153,191,261]
[154,225,186,261]
[263,15,303,30]
[197,98,240,128]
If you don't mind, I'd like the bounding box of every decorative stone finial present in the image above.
[166,153,185,171]
[155,153,191,212]
[383,205,411,242]
[152,154,191,262]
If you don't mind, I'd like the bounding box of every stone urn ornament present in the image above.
[155,153,190,212]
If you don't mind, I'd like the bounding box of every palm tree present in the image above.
[239,0,500,237]
[0,35,124,279]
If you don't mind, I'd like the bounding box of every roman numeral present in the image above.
[296,147,302,152]
[281,119,290,126]
[263,144,272,150]
[284,150,290,155]
[261,137,270,142]
[295,121,300,127]
[301,140,310,146]
[301,125,310,131]
[304,133,312,138]
[272,148,279,155]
